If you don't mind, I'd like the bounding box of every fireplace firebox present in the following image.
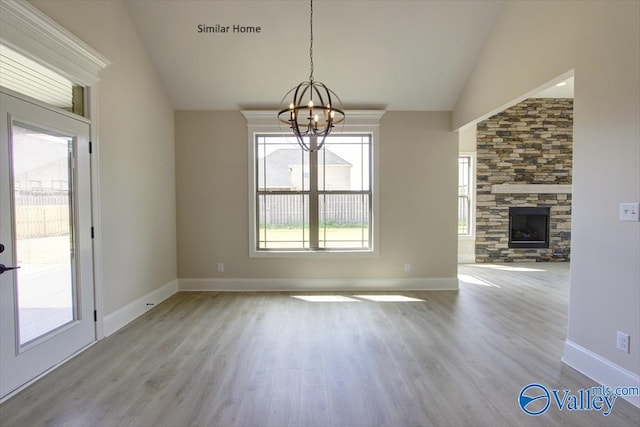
[508,207,550,248]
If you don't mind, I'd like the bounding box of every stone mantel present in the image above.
[491,184,573,194]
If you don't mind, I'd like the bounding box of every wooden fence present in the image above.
[259,193,369,225]
[14,195,70,239]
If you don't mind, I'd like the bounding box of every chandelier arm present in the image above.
[297,136,311,151]
[314,83,331,128]
[316,134,328,151]
[313,85,326,108]
[292,82,306,108]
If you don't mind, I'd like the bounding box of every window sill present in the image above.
[250,249,378,258]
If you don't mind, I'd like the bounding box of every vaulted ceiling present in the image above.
[124,0,507,111]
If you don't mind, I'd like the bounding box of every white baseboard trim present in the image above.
[179,277,458,292]
[103,279,178,337]
[562,339,640,408]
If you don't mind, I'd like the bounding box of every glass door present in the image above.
[0,90,95,399]
[12,123,76,344]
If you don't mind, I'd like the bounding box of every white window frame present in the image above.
[242,110,384,258]
[458,152,475,238]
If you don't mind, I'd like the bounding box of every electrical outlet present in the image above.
[217,263,224,272]
[616,331,630,353]
[404,263,411,273]
[619,202,639,221]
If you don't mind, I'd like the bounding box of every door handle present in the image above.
[0,264,20,275]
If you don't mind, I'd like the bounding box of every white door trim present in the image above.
[0,0,111,338]
[0,0,110,86]
[0,90,95,398]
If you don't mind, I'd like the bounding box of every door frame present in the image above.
[1,1,110,342]
[0,1,110,401]
[0,88,97,398]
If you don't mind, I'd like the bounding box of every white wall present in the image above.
[30,0,178,316]
[453,0,639,384]
[175,111,458,288]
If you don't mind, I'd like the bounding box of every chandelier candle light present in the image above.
[278,0,345,152]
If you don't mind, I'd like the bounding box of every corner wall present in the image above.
[30,0,178,317]
[453,0,640,393]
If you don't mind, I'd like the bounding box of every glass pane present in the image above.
[319,193,370,249]
[458,195,470,235]
[255,134,374,251]
[321,135,371,191]
[458,156,471,197]
[256,136,309,192]
[257,193,309,249]
[11,124,75,345]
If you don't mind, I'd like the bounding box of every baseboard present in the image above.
[562,339,640,408]
[179,277,458,292]
[103,279,178,337]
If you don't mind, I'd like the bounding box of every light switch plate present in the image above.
[619,202,639,221]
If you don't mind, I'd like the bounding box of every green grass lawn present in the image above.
[259,226,369,249]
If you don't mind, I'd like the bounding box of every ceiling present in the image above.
[123,0,507,111]
[535,76,574,98]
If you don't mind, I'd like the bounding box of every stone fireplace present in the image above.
[475,98,573,262]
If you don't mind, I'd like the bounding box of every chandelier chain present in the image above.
[309,0,314,82]
[277,0,344,152]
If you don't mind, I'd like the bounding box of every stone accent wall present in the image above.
[475,98,573,262]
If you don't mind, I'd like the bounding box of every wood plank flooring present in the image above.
[1,263,639,426]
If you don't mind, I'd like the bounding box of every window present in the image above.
[255,134,372,251]
[458,155,473,235]
[0,44,85,116]
[243,110,383,256]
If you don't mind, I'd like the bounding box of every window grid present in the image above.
[255,134,372,251]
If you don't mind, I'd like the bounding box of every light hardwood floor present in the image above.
[1,263,638,426]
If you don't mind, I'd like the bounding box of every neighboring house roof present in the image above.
[259,149,351,189]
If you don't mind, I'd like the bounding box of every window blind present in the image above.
[0,44,78,112]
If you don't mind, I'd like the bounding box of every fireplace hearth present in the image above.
[508,207,550,248]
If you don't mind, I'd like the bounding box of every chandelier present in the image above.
[278,0,345,152]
